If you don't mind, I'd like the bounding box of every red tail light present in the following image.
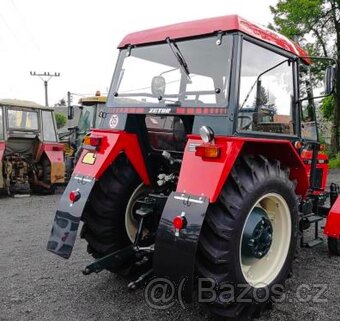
[83,135,102,150]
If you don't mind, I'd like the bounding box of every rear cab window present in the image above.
[7,108,39,131]
[42,111,57,142]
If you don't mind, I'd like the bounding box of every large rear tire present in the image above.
[80,155,140,258]
[328,237,340,255]
[196,155,298,320]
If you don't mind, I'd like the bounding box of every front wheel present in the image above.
[196,155,298,320]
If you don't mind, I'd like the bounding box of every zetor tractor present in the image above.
[0,99,65,195]
[48,15,339,320]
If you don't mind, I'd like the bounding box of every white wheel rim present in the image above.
[240,193,292,287]
[125,183,150,243]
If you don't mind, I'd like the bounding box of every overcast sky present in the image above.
[0,0,278,106]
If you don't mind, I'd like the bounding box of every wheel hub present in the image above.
[242,207,273,259]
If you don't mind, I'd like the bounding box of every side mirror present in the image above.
[151,76,166,97]
[68,105,74,120]
[324,65,336,95]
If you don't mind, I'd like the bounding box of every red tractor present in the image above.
[0,99,65,195]
[48,15,339,320]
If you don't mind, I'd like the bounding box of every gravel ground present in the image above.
[1,172,340,321]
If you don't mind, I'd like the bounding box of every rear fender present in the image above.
[324,196,340,239]
[43,143,65,184]
[176,136,309,202]
[47,130,150,259]
[241,139,309,196]
[176,136,244,202]
[74,129,150,184]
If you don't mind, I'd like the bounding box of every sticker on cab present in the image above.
[109,114,119,128]
[82,152,96,165]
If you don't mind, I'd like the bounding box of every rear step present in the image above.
[306,215,323,223]
[304,238,324,248]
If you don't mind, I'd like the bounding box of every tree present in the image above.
[269,0,340,152]
[55,112,67,129]
[54,98,66,107]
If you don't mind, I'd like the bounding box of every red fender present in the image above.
[42,143,65,184]
[0,141,4,160]
[177,136,309,202]
[176,136,243,202]
[74,130,150,184]
[324,197,340,239]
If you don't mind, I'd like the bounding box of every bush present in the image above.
[329,153,340,169]
[55,112,67,129]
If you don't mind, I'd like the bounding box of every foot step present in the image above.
[305,238,323,248]
[306,215,323,223]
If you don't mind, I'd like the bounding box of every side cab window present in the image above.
[299,63,318,141]
[42,111,57,142]
[238,40,295,135]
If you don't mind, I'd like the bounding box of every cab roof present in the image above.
[119,15,308,61]
[0,99,53,110]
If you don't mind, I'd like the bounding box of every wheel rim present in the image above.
[240,193,291,287]
[125,183,152,243]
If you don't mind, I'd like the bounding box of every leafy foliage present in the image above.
[321,95,335,119]
[269,0,340,152]
[55,112,67,129]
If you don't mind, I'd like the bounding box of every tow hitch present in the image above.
[82,244,154,276]
[82,201,155,289]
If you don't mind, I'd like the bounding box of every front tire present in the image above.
[196,155,298,320]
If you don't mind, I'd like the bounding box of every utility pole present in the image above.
[30,71,60,106]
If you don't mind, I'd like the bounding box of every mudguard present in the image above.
[324,196,340,239]
[43,144,65,184]
[47,175,95,258]
[177,136,309,201]
[47,130,150,259]
[74,129,150,183]
[176,136,243,202]
[153,191,209,301]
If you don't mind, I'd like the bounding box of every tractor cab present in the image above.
[96,16,333,184]
[76,92,107,146]
[61,91,107,149]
